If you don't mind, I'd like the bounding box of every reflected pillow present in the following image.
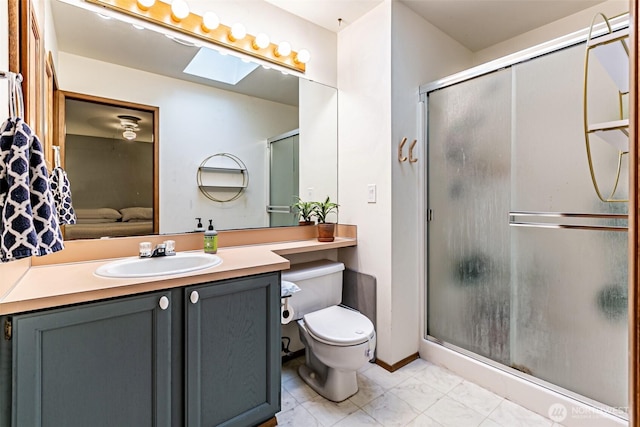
[120,207,153,222]
[75,208,122,221]
[75,218,120,224]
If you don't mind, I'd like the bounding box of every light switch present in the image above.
[367,184,376,203]
[307,187,314,199]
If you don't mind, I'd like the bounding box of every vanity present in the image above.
[0,226,356,427]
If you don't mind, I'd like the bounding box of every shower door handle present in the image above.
[508,211,628,231]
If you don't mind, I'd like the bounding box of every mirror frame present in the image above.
[56,90,160,236]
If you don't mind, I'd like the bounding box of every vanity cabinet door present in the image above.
[11,291,172,427]
[185,273,281,427]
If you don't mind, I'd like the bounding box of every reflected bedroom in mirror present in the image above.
[51,0,338,240]
[62,94,158,240]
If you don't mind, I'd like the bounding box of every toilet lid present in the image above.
[303,305,374,346]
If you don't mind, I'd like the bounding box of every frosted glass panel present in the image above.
[512,43,627,409]
[426,40,628,412]
[427,68,512,364]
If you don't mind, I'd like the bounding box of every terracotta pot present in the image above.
[317,223,335,242]
[298,220,314,226]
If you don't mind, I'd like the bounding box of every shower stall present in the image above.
[422,18,629,416]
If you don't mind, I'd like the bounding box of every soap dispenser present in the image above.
[204,219,218,254]
[195,217,205,232]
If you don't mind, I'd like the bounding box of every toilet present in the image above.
[282,260,376,402]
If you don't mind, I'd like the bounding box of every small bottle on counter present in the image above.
[204,219,218,254]
[195,217,205,232]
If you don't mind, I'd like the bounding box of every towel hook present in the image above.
[409,139,418,163]
[1,71,24,120]
[398,137,408,162]
[52,146,61,169]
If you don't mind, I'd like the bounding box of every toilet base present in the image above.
[298,363,358,402]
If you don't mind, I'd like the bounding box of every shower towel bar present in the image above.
[508,211,627,231]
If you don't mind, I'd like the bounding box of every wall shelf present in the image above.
[198,166,247,174]
[583,13,629,203]
[197,153,249,202]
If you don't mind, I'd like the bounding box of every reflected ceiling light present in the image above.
[88,0,309,72]
[122,129,137,140]
[136,0,155,10]
[229,23,247,42]
[201,12,220,32]
[275,41,291,57]
[253,33,270,50]
[295,49,311,64]
[118,115,140,141]
[170,0,189,21]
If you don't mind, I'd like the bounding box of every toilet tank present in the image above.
[282,260,345,319]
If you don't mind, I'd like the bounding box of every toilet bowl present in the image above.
[282,260,376,402]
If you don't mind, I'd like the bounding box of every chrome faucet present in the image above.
[139,241,176,258]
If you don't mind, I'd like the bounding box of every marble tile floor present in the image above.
[277,356,566,427]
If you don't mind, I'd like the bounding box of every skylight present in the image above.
[183,47,259,85]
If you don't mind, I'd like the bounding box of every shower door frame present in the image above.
[419,12,633,419]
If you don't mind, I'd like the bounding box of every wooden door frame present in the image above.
[630,1,639,425]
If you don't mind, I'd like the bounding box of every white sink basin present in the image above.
[95,252,222,278]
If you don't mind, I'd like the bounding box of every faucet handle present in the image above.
[139,242,152,257]
[163,240,176,255]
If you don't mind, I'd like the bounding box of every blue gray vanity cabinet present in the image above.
[8,291,172,427]
[0,271,281,427]
[185,273,281,427]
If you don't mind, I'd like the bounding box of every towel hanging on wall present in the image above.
[0,71,64,262]
[49,146,77,225]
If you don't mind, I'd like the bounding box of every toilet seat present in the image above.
[303,305,374,346]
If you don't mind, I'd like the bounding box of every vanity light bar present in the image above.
[86,0,308,73]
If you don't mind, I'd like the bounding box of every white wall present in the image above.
[337,0,473,365]
[338,1,394,362]
[389,2,472,362]
[59,52,298,233]
[0,0,8,120]
[299,79,338,207]
[473,0,629,65]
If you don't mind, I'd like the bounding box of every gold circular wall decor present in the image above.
[196,153,249,203]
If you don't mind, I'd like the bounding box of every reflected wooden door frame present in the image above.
[55,91,160,236]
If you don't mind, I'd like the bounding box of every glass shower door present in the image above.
[426,41,628,411]
[268,131,299,227]
[427,68,512,365]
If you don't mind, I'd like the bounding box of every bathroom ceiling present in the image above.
[266,0,613,52]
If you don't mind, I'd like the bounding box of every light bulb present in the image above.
[123,130,137,140]
[252,33,270,50]
[275,41,291,57]
[170,0,189,21]
[229,23,246,42]
[201,12,219,31]
[295,49,311,64]
[136,0,155,10]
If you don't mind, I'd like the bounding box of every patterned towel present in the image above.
[49,167,77,225]
[0,118,64,262]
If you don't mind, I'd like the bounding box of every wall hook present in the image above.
[398,137,408,162]
[409,139,418,163]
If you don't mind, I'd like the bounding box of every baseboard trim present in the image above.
[257,416,277,427]
[375,352,419,372]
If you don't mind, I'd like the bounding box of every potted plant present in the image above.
[312,196,339,242]
[292,197,315,226]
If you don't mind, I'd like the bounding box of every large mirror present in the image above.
[49,0,338,237]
